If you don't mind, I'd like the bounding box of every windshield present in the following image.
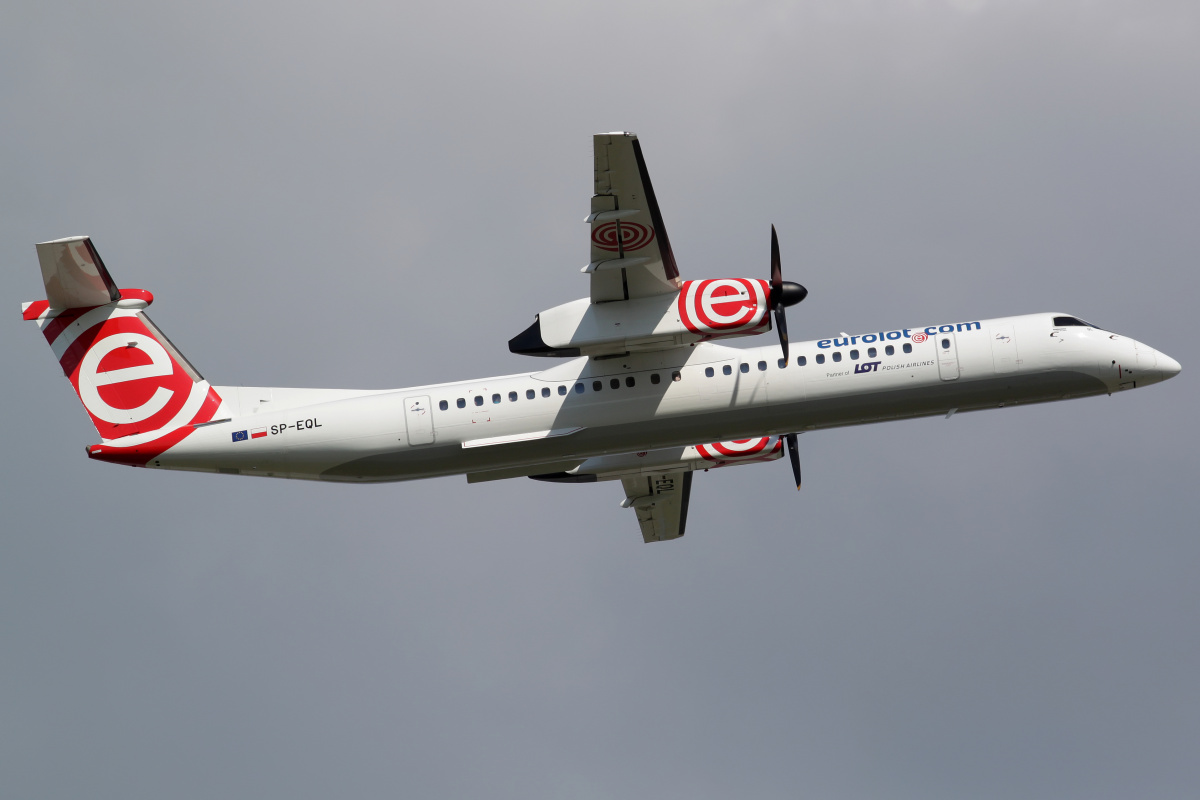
[1053,316,1105,330]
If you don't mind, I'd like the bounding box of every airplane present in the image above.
[21,132,1181,542]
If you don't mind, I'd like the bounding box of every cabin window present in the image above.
[457,398,466,409]
[474,396,484,406]
[885,345,894,356]
[941,338,951,349]
[850,349,859,360]
[868,347,877,358]
[798,355,807,366]
[758,361,767,371]
[705,367,715,377]
[593,380,603,391]
[740,363,749,373]
[439,399,448,411]
[816,354,825,364]
[609,378,619,390]
[723,364,732,375]
[626,376,635,387]
[903,343,913,354]
[574,383,585,394]
[832,352,842,362]
[541,387,550,398]
[492,393,501,404]
[650,373,661,384]
[671,371,682,382]
[558,385,567,396]
[778,358,787,369]
[526,389,535,399]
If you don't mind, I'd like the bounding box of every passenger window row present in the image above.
[694,343,921,380]
[437,370,684,411]
[438,337,930,408]
[770,342,913,369]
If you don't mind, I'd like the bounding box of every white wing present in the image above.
[619,471,692,543]
[587,132,682,303]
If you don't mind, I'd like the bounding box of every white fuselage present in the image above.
[149,313,1178,483]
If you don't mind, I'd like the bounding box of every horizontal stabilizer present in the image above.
[35,236,121,310]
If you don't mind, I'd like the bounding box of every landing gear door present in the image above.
[404,395,435,445]
[937,332,960,381]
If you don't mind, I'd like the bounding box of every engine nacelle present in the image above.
[532,436,783,483]
[510,279,772,357]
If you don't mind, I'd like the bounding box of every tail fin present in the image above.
[22,236,225,465]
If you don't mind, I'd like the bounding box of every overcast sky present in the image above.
[2,2,1197,798]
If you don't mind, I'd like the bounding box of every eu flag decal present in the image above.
[232,430,249,443]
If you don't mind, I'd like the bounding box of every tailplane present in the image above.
[22,237,225,465]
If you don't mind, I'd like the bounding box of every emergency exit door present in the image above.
[937,332,960,381]
[404,395,435,445]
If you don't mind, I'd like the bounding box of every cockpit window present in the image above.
[1054,316,1104,330]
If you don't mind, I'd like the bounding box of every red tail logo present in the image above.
[35,303,222,462]
[64,316,197,438]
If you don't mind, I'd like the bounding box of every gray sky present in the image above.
[2,2,1197,798]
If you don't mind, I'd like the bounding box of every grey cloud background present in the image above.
[2,1,1197,797]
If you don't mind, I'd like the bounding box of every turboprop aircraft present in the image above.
[21,132,1181,542]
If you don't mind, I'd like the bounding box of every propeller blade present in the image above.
[774,304,789,366]
[786,432,801,490]
[770,225,789,364]
[770,224,782,289]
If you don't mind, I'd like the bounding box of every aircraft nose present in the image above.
[1158,352,1182,381]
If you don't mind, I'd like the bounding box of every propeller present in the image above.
[784,432,802,490]
[769,225,808,366]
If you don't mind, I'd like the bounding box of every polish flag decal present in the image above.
[251,427,267,439]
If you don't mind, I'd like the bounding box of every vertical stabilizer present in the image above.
[22,237,225,466]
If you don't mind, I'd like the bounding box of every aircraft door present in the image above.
[404,395,435,445]
[991,324,1019,374]
[937,332,960,381]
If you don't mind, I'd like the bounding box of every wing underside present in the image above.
[619,471,692,543]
